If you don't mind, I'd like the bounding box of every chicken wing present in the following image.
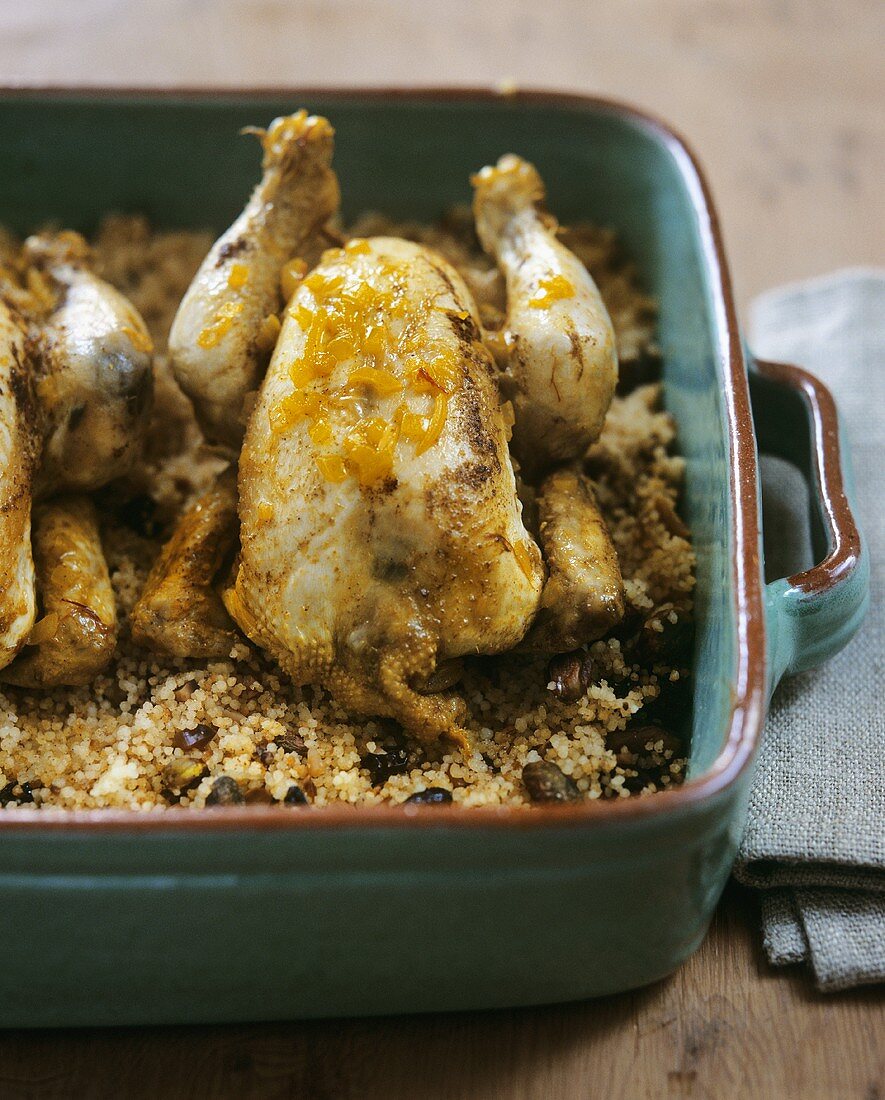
[23,231,154,495]
[168,111,340,447]
[519,466,624,653]
[1,495,116,688]
[472,155,618,477]
[0,300,39,671]
[225,236,544,745]
[130,467,240,659]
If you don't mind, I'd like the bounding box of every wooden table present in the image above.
[0,1,882,1095]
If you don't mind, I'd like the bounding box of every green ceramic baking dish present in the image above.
[0,88,869,1027]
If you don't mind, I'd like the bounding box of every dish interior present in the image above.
[0,92,736,784]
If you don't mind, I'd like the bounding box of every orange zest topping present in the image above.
[269,253,464,485]
[303,271,343,297]
[122,324,154,354]
[340,417,400,485]
[422,352,460,394]
[361,324,387,360]
[414,394,448,456]
[308,417,333,445]
[315,452,348,482]
[528,274,575,309]
[256,501,274,523]
[396,406,428,441]
[290,302,314,329]
[227,262,249,290]
[288,358,316,388]
[269,389,324,431]
[347,366,402,396]
[197,301,244,348]
[326,334,356,361]
[280,258,308,300]
[344,238,371,255]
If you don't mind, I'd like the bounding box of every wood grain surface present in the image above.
[0,1,882,1096]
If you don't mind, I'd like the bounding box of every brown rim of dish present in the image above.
[752,357,862,596]
[0,85,768,832]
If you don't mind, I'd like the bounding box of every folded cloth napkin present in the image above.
[732,269,885,992]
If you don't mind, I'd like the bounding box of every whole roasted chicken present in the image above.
[139,111,625,746]
[0,231,154,685]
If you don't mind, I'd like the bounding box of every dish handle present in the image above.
[749,357,869,689]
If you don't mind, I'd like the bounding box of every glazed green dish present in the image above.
[0,89,868,1027]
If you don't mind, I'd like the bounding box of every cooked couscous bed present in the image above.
[0,212,694,810]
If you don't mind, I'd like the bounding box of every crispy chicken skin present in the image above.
[520,466,625,653]
[168,112,341,447]
[23,231,154,496]
[1,495,116,688]
[472,155,618,477]
[130,467,240,659]
[0,300,39,671]
[225,236,544,745]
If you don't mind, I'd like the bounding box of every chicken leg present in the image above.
[472,155,618,478]
[168,111,341,447]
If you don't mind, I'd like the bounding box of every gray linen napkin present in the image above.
[732,268,885,992]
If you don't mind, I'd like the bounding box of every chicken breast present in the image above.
[168,111,340,447]
[0,299,39,671]
[225,236,544,745]
[23,231,154,496]
[1,495,116,688]
[472,155,618,477]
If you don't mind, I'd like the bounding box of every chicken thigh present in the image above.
[225,236,544,744]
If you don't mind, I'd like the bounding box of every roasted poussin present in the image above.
[23,230,154,495]
[124,118,627,745]
[519,466,625,653]
[0,232,155,686]
[0,299,40,672]
[130,468,240,659]
[1,496,116,688]
[224,236,544,746]
[472,155,618,477]
[168,111,341,447]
